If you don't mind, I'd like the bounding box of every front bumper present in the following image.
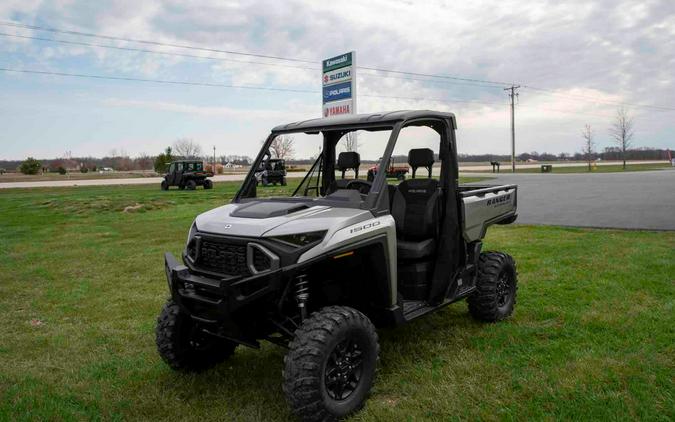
[164,252,284,325]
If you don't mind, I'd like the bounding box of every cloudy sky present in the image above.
[1,0,674,160]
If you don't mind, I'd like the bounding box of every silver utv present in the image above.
[157,110,518,421]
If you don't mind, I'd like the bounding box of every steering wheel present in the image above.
[345,179,372,194]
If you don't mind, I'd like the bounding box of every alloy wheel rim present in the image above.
[324,338,364,401]
[496,272,513,308]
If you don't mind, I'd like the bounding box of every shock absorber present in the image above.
[294,274,309,321]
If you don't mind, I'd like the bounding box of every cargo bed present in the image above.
[458,184,518,242]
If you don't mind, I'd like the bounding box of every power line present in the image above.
[0,21,514,88]
[361,93,506,106]
[0,67,506,107]
[0,67,318,93]
[0,32,321,71]
[0,21,318,64]
[358,66,512,87]
[3,20,674,112]
[0,31,506,91]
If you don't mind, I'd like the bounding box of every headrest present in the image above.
[408,148,434,168]
[337,151,360,170]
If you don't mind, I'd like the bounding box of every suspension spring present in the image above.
[294,275,309,321]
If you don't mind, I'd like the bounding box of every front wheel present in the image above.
[160,180,169,190]
[186,180,197,190]
[283,306,379,421]
[203,179,213,189]
[281,177,287,186]
[468,252,517,322]
[155,299,237,371]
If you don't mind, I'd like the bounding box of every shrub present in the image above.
[58,166,67,175]
[20,157,42,175]
[154,147,173,173]
[80,167,89,173]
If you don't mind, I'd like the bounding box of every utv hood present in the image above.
[194,202,331,237]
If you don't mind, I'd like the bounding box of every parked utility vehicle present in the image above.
[161,160,213,190]
[156,111,518,421]
[366,156,409,181]
[255,156,287,186]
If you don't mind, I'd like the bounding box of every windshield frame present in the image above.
[233,116,454,214]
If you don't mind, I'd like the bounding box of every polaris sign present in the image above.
[322,51,356,118]
[323,81,352,103]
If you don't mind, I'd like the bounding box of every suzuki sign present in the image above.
[322,51,356,118]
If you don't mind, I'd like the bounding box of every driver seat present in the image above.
[331,152,361,190]
[392,148,440,260]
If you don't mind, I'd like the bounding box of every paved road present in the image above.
[0,173,252,189]
[467,169,675,230]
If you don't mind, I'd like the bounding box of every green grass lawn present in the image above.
[1,182,673,421]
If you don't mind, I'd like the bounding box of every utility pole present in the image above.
[504,85,520,172]
[213,146,216,173]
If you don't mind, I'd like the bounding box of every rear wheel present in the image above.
[155,299,237,371]
[161,180,169,190]
[283,306,379,421]
[186,180,197,190]
[203,179,213,189]
[468,252,517,322]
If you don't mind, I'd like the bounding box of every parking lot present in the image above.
[469,169,675,230]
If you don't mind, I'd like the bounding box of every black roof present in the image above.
[271,110,456,133]
[170,160,203,163]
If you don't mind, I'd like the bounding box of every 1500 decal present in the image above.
[350,220,381,234]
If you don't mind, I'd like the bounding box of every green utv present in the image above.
[161,160,214,190]
[156,111,519,421]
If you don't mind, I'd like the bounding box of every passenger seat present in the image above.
[330,151,361,191]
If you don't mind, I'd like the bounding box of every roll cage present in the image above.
[234,111,459,216]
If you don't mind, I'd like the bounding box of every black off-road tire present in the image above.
[155,299,236,372]
[281,177,287,186]
[283,306,379,422]
[186,180,197,190]
[203,179,213,189]
[468,252,517,322]
[160,180,169,191]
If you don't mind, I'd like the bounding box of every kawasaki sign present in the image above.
[322,51,356,118]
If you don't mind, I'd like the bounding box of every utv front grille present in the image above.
[192,236,279,277]
[199,240,249,276]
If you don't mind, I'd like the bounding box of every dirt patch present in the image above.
[36,197,176,215]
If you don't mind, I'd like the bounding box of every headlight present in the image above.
[271,230,326,247]
[187,221,198,245]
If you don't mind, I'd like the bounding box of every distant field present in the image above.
[462,161,673,174]
[0,170,251,184]
[0,181,673,420]
[0,171,153,183]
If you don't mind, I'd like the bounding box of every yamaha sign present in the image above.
[322,51,356,118]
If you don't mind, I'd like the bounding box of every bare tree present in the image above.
[269,135,295,159]
[136,153,153,171]
[581,124,594,172]
[609,107,634,170]
[342,132,359,152]
[173,138,203,159]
